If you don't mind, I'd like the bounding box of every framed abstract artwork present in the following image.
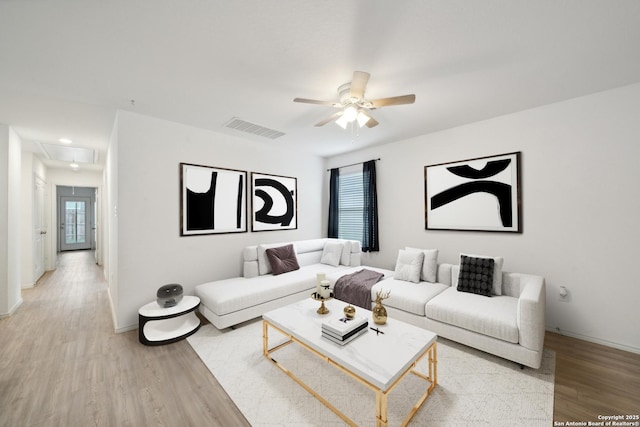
[251,172,297,232]
[180,163,247,235]
[424,152,522,232]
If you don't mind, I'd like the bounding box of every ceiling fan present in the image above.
[294,71,416,129]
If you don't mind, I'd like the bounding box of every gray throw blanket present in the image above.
[334,269,385,310]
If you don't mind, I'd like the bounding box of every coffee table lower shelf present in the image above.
[262,319,437,427]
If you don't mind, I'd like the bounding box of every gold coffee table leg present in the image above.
[376,391,388,427]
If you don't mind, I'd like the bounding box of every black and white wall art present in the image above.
[180,163,247,235]
[424,152,521,232]
[251,172,297,232]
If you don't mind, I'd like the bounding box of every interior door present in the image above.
[59,196,92,251]
[33,176,46,281]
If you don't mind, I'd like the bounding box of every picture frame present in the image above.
[180,163,247,236]
[424,152,522,232]
[251,172,297,232]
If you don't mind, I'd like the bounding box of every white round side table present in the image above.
[138,295,201,346]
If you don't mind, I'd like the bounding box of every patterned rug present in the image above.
[187,320,554,426]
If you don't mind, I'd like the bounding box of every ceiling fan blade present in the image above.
[349,71,370,99]
[369,94,416,108]
[365,116,379,128]
[293,97,338,107]
[314,111,343,127]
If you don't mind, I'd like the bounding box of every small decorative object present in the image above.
[319,280,331,299]
[372,290,390,325]
[157,284,183,308]
[316,272,326,295]
[311,288,333,315]
[343,304,356,319]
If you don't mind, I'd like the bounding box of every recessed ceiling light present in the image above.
[70,161,80,169]
[59,138,72,144]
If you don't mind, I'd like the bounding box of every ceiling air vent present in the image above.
[223,117,285,140]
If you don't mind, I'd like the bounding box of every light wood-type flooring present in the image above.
[1,250,639,426]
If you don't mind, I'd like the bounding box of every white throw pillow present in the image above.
[321,242,344,267]
[393,249,425,283]
[460,253,504,295]
[405,247,439,283]
[339,241,352,265]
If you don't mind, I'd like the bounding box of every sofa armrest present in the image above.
[516,275,546,352]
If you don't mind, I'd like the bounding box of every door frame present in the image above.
[59,196,92,251]
[55,186,97,253]
[33,175,46,281]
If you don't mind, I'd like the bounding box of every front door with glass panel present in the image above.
[60,196,91,251]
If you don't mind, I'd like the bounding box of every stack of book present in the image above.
[321,315,368,345]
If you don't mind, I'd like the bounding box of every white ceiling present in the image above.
[2,0,639,170]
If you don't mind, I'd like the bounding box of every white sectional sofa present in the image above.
[370,260,546,369]
[194,239,546,369]
[195,238,380,330]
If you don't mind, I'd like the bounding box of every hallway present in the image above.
[0,251,249,427]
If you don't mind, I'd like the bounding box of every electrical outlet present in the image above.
[559,286,569,302]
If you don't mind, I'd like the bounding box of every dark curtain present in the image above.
[362,160,379,252]
[328,168,339,238]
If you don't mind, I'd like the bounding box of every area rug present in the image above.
[187,320,554,426]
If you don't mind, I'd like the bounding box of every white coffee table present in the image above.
[262,297,437,427]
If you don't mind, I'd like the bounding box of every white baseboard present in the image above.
[0,297,23,318]
[115,324,138,334]
[547,327,640,355]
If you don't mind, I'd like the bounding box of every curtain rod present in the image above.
[326,158,380,172]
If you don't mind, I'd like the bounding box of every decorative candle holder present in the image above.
[311,290,333,315]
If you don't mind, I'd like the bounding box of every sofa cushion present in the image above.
[406,247,439,283]
[457,254,494,297]
[339,240,352,265]
[426,287,519,343]
[393,249,424,283]
[461,253,504,295]
[320,241,343,267]
[371,278,448,316]
[266,244,300,275]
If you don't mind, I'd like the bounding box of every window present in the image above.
[328,160,379,252]
[337,168,363,242]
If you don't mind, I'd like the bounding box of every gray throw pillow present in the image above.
[265,244,300,275]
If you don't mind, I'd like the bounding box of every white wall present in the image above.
[110,111,325,331]
[0,125,22,317]
[326,83,640,353]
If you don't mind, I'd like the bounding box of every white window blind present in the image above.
[338,169,363,243]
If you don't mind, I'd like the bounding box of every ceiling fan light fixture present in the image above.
[342,105,358,122]
[356,110,370,127]
[335,114,349,129]
[294,70,415,130]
